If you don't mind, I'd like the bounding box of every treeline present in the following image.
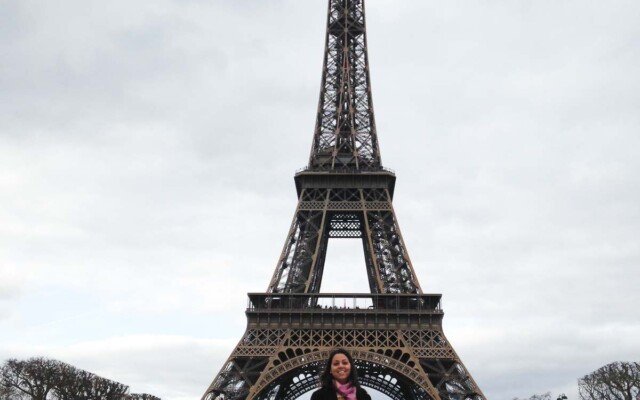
[0,357,160,400]
[513,361,640,400]
[578,361,640,400]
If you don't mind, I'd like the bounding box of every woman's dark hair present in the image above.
[319,348,362,390]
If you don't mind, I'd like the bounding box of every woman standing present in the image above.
[310,349,372,400]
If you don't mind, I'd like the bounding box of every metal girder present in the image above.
[201,335,484,400]
[266,188,421,295]
[309,0,380,171]
[201,0,486,399]
[201,296,484,400]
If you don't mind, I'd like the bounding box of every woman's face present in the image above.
[330,353,351,384]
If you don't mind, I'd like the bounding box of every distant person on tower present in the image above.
[311,349,372,400]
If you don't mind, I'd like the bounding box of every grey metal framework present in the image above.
[201,1,485,399]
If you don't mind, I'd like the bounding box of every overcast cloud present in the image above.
[1,0,639,399]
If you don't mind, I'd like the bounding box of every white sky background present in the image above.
[1,0,639,399]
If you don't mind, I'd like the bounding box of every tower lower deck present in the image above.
[202,294,484,400]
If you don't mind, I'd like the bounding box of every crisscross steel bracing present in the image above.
[201,1,485,400]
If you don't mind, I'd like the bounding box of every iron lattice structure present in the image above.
[202,1,485,399]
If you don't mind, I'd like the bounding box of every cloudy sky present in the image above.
[1,0,639,399]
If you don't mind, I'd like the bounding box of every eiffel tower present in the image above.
[202,1,485,399]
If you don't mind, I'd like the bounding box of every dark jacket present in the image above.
[310,386,372,400]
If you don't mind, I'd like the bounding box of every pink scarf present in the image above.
[335,381,356,400]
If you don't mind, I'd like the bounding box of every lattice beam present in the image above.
[202,323,485,400]
[267,188,421,294]
[202,1,485,400]
[309,0,381,171]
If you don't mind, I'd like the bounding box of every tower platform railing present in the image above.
[244,293,444,330]
[295,166,396,175]
[246,293,442,313]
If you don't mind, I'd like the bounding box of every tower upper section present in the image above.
[308,0,382,172]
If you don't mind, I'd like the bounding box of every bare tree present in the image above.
[49,360,129,400]
[51,361,91,400]
[0,357,61,400]
[128,394,162,400]
[89,371,129,400]
[1,357,154,400]
[513,393,553,400]
[579,361,640,400]
[0,383,23,400]
[513,393,570,400]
